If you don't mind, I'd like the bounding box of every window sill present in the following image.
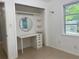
[62,32,79,37]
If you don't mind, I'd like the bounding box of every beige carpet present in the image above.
[0,44,79,59]
[18,47,79,59]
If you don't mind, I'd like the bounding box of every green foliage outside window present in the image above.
[64,2,79,32]
[65,3,79,21]
[65,15,79,21]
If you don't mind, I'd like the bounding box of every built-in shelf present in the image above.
[16,11,38,15]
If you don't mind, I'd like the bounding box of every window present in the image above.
[64,2,79,35]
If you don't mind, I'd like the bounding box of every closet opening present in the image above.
[15,4,46,57]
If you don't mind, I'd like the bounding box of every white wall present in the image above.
[4,0,18,59]
[47,0,79,56]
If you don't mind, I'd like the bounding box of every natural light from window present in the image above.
[64,2,79,35]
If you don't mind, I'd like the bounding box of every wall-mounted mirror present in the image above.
[19,17,32,32]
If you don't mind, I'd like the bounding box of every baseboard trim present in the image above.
[48,44,79,56]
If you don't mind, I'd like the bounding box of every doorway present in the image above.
[0,3,7,59]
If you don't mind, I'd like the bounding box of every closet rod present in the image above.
[16,11,37,15]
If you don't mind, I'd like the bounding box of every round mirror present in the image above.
[19,17,32,32]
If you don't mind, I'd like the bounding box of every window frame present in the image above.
[63,1,79,35]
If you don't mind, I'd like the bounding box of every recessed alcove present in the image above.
[15,4,45,55]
